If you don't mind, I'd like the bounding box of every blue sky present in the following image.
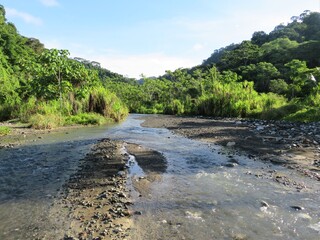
[2,0,319,78]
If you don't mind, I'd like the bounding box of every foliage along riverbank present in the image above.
[0,6,128,130]
[102,10,320,122]
[0,5,319,130]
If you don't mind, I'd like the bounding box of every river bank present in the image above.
[141,115,320,183]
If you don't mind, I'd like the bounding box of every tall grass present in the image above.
[29,113,63,129]
[16,86,129,129]
[64,113,111,125]
[194,80,287,118]
[87,87,128,122]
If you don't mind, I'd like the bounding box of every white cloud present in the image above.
[193,43,204,51]
[72,52,196,79]
[39,0,59,7]
[6,8,43,26]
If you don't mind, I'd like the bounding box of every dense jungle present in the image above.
[1,6,320,133]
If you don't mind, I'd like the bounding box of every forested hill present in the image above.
[0,5,319,131]
[201,10,320,93]
[103,10,320,122]
[0,5,128,128]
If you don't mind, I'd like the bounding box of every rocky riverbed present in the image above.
[1,115,319,239]
[53,138,166,240]
[141,115,320,185]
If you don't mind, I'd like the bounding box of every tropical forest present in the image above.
[1,6,320,130]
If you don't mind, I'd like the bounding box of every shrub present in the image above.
[284,107,320,122]
[0,126,11,136]
[259,103,301,120]
[64,113,110,125]
[29,113,63,129]
[18,97,37,122]
[87,87,128,121]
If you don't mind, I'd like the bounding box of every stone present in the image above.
[226,142,236,147]
[256,126,264,131]
[225,163,237,167]
[291,205,304,211]
[260,201,269,208]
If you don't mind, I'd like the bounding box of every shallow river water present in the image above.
[0,114,320,239]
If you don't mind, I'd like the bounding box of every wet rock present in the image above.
[260,201,270,208]
[118,192,127,198]
[256,126,264,131]
[291,205,305,211]
[270,158,288,164]
[226,142,236,147]
[225,162,237,168]
[228,158,240,164]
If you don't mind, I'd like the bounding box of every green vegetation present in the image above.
[102,10,320,122]
[0,126,11,136]
[0,5,128,129]
[0,5,319,127]
[65,113,111,126]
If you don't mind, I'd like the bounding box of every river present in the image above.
[0,114,319,239]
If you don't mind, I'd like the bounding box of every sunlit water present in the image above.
[108,115,320,240]
[0,115,319,239]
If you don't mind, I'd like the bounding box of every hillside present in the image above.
[0,5,128,129]
[102,10,320,121]
[0,6,319,127]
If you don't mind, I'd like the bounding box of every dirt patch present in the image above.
[141,115,320,181]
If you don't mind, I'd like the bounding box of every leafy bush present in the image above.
[284,107,320,122]
[165,99,184,115]
[17,97,37,122]
[259,103,302,120]
[64,113,110,125]
[0,126,11,136]
[87,87,128,121]
[29,113,63,129]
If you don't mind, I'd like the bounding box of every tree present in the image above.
[261,38,298,67]
[35,49,70,106]
[240,62,280,92]
[218,41,261,71]
[251,31,269,46]
[302,11,320,40]
[269,79,289,95]
[285,59,313,98]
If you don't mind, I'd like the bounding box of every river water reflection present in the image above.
[0,114,319,239]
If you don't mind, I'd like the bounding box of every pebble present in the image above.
[246,120,320,149]
[260,201,270,208]
[225,163,237,168]
[290,205,305,211]
[226,142,236,147]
